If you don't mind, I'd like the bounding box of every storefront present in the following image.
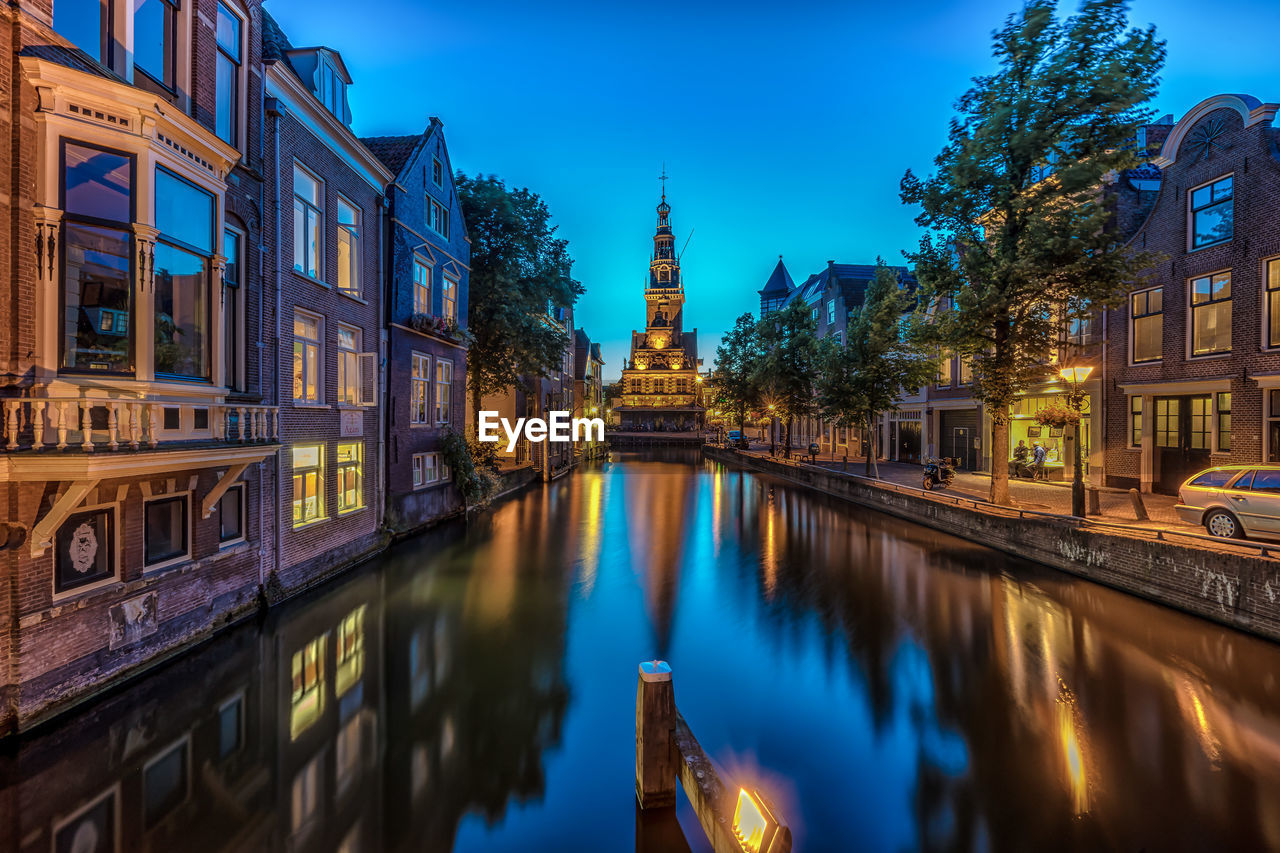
[1008,393,1091,480]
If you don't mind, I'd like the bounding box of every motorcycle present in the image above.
[922,457,956,491]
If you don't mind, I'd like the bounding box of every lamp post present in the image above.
[1058,364,1094,517]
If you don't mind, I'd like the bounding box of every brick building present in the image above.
[0,0,279,730]
[361,120,469,532]
[1106,94,1280,494]
[573,328,605,459]
[261,13,391,586]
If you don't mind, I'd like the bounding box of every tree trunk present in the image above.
[864,414,873,477]
[783,419,792,458]
[869,411,880,479]
[471,384,483,439]
[990,409,1011,505]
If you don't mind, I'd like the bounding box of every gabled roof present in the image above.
[782,263,916,309]
[758,257,795,297]
[360,134,423,177]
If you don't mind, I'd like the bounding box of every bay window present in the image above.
[154,167,213,380]
[215,1,242,146]
[1190,272,1231,356]
[293,164,323,279]
[62,142,135,374]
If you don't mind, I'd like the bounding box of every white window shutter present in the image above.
[359,352,377,407]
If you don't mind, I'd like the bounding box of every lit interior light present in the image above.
[732,788,779,853]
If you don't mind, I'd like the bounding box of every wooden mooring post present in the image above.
[635,661,792,853]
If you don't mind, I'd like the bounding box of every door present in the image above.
[951,428,971,469]
[898,421,922,464]
[939,410,980,469]
[1155,396,1211,493]
[1234,469,1280,536]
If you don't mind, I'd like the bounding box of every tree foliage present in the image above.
[457,174,583,426]
[752,301,824,458]
[818,261,937,475]
[712,312,763,431]
[900,0,1165,503]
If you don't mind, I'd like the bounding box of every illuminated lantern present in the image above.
[732,788,781,853]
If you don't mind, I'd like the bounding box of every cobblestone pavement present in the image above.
[736,445,1189,528]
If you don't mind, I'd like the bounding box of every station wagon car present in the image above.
[1175,465,1280,540]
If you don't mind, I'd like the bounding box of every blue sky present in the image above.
[270,0,1280,380]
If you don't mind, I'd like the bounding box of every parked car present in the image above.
[725,430,749,449]
[1175,465,1280,540]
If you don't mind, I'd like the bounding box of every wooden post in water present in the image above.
[636,660,677,809]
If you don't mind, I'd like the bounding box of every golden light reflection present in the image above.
[577,475,605,595]
[761,492,778,598]
[1175,677,1222,764]
[1056,682,1090,817]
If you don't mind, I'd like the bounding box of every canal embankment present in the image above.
[705,445,1280,643]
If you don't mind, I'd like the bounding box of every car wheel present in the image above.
[1204,509,1242,539]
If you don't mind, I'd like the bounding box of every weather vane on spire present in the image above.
[659,162,668,199]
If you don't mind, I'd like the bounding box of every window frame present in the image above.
[336,441,364,514]
[222,223,245,391]
[412,257,432,316]
[143,492,192,571]
[153,165,215,382]
[410,352,431,425]
[293,162,324,281]
[1265,257,1280,350]
[441,272,458,323]
[434,357,453,426]
[428,198,449,239]
[336,323,361,406]
[217,482,246,546]
[1130,287,1163,365]
[1216,391,1231,453]
[335,194,361,297]
[133,0,181,94]
[293,309,324,404]
[291,443,326,527]
[1188,271,1232,358]
[432,157,443,187]
[215,0,246,149]
[1188,174,1234,251]
[52,502,120,599]
[1130,396,1143,448]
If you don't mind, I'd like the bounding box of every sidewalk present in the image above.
[739,446,1187,528]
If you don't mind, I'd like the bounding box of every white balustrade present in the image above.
[0,399,279,452]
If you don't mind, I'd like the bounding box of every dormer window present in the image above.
[318,57,346,118]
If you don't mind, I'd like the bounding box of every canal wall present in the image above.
[705,446,1280,643]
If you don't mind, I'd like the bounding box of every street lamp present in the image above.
[1058,364,1094,517]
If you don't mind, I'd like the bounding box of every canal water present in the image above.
[4,450,1280,852]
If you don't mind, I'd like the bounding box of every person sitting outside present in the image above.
[1032,442,1048,480]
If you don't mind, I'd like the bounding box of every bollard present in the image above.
[1129,488,1149,522]
[636,660,678,809]
[1087,486,1101,516]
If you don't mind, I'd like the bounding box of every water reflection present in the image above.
[2,452,1280,852]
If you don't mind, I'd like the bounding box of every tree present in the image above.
[817,261,937,477]
[753,301,824,458]
[900,0,1164,504]
[712,312,763,433]
[457,174,583,430]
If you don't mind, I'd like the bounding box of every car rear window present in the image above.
[1190,470,1235,488]
[1250,470,1280,492]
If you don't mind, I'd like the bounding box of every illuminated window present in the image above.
[293,164,323,279]
[442,273,458,322]
[410,353,430,424]
[293,311,322,403]
[336,442,363,513]
[1189,395,1211,450]
[335,605,365,697]
[1155,398,1180,448]
[1267,259,1280,348]
[1130,289,1162,363]
[292,444,324,526]
[1130,397,1142,447]
[435,358,453,425]
[1217,392,1231,452]
[337,324,360,405]
[336,196,361,296]
[935,349,951,387]
[413,258,432,316]
[289,634,326,740]
[959,356,973,385]
[1190,175,1233,250]
[1190,272,1231,356]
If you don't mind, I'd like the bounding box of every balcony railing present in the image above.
[2,398,278,452]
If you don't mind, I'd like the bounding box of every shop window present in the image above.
[55,507,116,594]
[144,494,189,566]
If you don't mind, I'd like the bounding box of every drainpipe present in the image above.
[375,192,388,530]
[266,94,284,586]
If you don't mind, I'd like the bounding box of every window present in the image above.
[1190,469,1235,488]
[442,273,458,323]
[1217,392,1231,452]
[292,444,324,526]
[143,739,189,828]
[1189,396,1211,450]
[55,0,111,64]
[435,358,453,425]
[337,442,363,513]
[1190,272,1231,356]
[218,696,243,759]
[223,227,243,390]
[318,58,345,117]
[1190,175,1233,249]
[1131,289,1162,363]
[293,164,323,279]
[1250,470,1280,492]
[62,142,134,374]
[958,356,973,385]
[290,636,326,740]
[432,157,443,186]
[1067,313,1094,344]
[412,452,448,487]
[293,311,322,403]
[55,507,115,594]
[1130,397,1143,447]
[1267,259,1280,348]
[410,353,430,424]
[336,196,360,296]
[935,350,950,387]
[154,169,214,380]
[336,605,365,697]
[1155,398,1179,448]
[218,484,244,543]
[134,0,178,90]
[337,324,360,405]
[413,259,432,316]
[429,198,449,239]
[215,1,242,145]
[826,299,835,324]
[145,494,189,566]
